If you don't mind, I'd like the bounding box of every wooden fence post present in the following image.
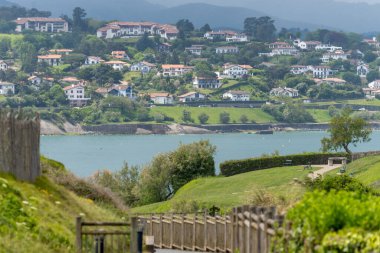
[130,217,138,253]
[76,216,82,253]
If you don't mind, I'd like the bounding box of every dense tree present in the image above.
[15,41,37,73]
[72,7,88,32]
[342,72,361,86]
[136,33,155,51]
[198,113,209,124]
[321,108,372,155]
[219,111,230,124]
[367,70,380,83]
[176,19,194,39]
[200,24,212,33]
[244,16,276,42]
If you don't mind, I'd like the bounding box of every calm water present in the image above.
[40,131,380,177]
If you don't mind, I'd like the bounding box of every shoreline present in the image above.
[40,120,380,136]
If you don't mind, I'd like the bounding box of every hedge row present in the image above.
[220,152,348,176]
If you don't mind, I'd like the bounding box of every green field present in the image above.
[124,71,141,81]
[150,107,276,124]
[132,165,315,213]
[307,109,332,123]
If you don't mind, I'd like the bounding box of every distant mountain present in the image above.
[8,0,164,20]
[146,3,332,31]
[146,0,380,33]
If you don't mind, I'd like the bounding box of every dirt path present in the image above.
[308,164,342,179]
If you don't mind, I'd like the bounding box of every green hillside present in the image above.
[0,159,121,253]
[132,165,315,213]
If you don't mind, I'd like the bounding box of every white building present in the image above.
[204,30,236,41]
[226,34,248,42]
[368,80,380,89]
[315,44,343,52]
[223,64,252,78]
[290,65,312,75]
[185,45,203,56]
[130,61,156,74]
[270,87,299,97]
[27,76,42,86]
[297,41,321,50]
[104,61,127,71]
[178,92,206,102]
[215,46,239,54]
[161,64,193,77]
[149,92,174,104]
[15,17,68,33]
[222,90,250,101]
[193,76,221,89]
[313,66,333,79]
[357,63,369,77]
[85,56,103,65]
[0,81,15,95]
[63,84,90,107]
[0,60,8,71]
[49,49,73,55]
[321,50,349,63]
[269,42,291,49]
[37,54,62,66]
[97,21,178,40]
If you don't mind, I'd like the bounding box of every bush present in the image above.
[219,111,230,124]
[305,175,374,194]
[198,112,209,124]
[240,114,249,123]
[220,152,348,176]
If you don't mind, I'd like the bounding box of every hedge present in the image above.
[220,152,348,176]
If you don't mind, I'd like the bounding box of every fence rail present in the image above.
[140,206,285,253]
[76,217,130,253]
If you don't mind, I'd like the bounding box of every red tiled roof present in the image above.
[15,17,66,25]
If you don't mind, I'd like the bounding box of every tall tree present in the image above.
[200,23,212,33]
[321,108,372,155]
[176,19,194,39]
[136,32,155,51]
[244,16,276,42]
[72,7,88,32]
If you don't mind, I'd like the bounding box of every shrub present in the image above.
[198,112,209,124]
[154,113,165,123]
[220,152,348,176]
[219,111,230,124]
[240,114,248,123]
[182,110,194,123]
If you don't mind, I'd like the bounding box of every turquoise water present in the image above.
[40,131,380,177]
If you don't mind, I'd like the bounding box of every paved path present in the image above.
[308,164,342,179]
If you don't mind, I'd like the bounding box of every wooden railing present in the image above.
[139,206,285,253]
[76,217,130,253]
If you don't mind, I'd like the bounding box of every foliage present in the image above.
[220,152,347,176]
[136,33,155,51]
[244,16,276,42]
[304,175,374,194]
[261,102,315,123]
[198,112,209,124]
[219,111,230,124]
[182,109,194,123]
[321,108,372,154]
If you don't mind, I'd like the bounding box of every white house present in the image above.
[270,87,299,97]
[269,42,291,49]
[193,76,221,89]
[185,45,203,56]
[271,46,299,56]
[290,65,312,75]
[313,66,333,79]
[27,76,42,86]
[149,92,174,104]
[0,81,15,95]
[216,46,239,54]
[63,84,90,107]
[178,92,206,102]
[297,41,321,50]
[49,49,73,55]
[96,21,178,40]
[130,61,156,74]
[357,63,369,77]
[368,80,380,89]
[0,60,8,71]
[161,64,193,77]
[104,61,127,71]
[223,64,252,78]
[85,56,103,65]
[222,90,250,101]
[204,30,236,41]
[37,54,62,66]
[226,34,248,42]
[111,51,129,60]
[321,50,349,63]
[315,44,342,52]
[15,17,69,33]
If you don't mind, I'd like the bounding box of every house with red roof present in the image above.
[15,17,68,33]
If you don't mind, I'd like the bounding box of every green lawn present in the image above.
[309,99,380,107]
[326,155,380,190]
[150,107,276,124]
[132,165,315,213]
[124,71,141,81]
[307,109,332,123]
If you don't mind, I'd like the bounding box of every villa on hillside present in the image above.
[96,84,134,99]
[0,60,8,71]
[193,76,221,89]
[297,41,321,50]
[97,21,178,40]
[111,51,129,60]
[216,46,239,54]
[15,17,69,33]
[204,30,236,41]
[48,49,73,55]
[357,63,369,77]
[85,56,104,65]
[63,84,90,107]
[222,90,250,101]
[313,66,333,79]
[104,61,127,71]
[130,61,156,74]
[226,33,248,42]
[185,45,203,56]
[27,76,42,86]
[290,65,313,75]
[161,64,193,77]
[315,44,342,52]
[0,81,16,95]
[269,42,291,49]
[178,92,206,102]
[321,50,349,63]
[223,64,252,79]
[148,92,174,104]
[37,54,62,66]
[270,87,299,97]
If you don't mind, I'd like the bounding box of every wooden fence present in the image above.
[139,206,285,253]
[76,217,131,253]
[0,109,40,182]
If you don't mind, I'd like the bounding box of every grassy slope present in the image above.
[132,165,315,213]
[150,107,276,124]
[307,109,332,123]
[326,155,380,190]
[0,161,120,252]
